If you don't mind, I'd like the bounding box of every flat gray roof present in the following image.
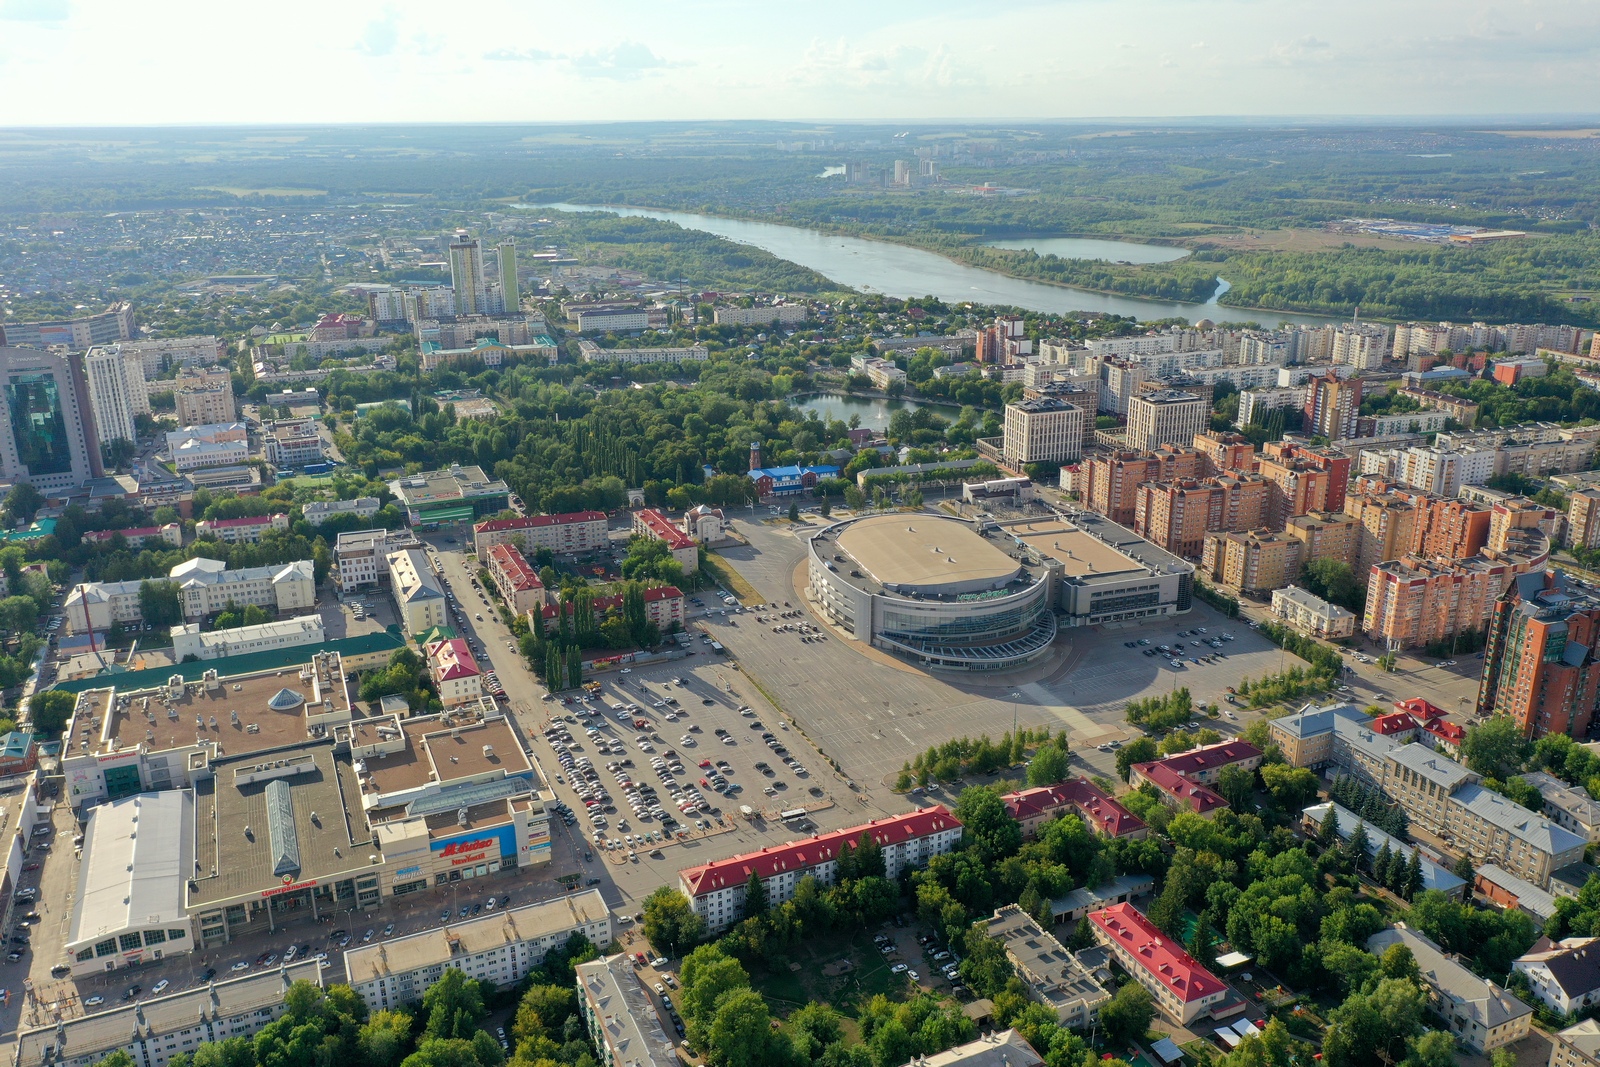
[835,514,1020,593]
[345,889,609,986]
[15,961,323,1066]
[190,744,373,909]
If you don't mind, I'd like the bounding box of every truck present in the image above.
[710,641,725,654]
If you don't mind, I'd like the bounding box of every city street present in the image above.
[420,532,899,913]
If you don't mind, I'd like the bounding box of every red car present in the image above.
[22,863,39,871]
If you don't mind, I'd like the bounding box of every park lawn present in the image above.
[749,928,913,1024]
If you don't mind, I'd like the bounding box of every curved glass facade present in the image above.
[808,520,1057,671]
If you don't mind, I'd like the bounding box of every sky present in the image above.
[2,0,1598,125]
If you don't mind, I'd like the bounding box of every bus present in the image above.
[779,809,807,823]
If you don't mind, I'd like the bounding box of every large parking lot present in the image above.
[709,515,1358,788]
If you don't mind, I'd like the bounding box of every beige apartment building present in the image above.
[1285,511,1360,569]
[1271,584,1357,638]
[1125,391,1209,450]
[1134,475,1267,559]
[1273,703,1585,888]
[173,365,236,426]
[1003,398,1086,464]
[1201,529,1302,594]
[1568,489,1600,551]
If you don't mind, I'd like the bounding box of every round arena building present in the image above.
[806,513,1056,670]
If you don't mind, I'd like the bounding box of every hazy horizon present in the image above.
[3,0,1597,126]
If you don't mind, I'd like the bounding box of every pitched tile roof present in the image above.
[678,805,960,897]
[1003,779,1146,838]
[1089,903,1224,1004]
[1131,762,1229,815]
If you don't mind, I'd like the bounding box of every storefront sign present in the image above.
[263,878,318,898]
[430,824,516,864]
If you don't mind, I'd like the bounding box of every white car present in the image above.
[890,963,908,974]
[152,979,169,995]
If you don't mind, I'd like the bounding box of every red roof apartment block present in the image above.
[1004,779,1148,839]
[486,542,545,615]
[471,511,609,556]
[679,806,963,932]
[632,509,700,572]
[1088,903,1230,1023]
[1130,763,1230,817]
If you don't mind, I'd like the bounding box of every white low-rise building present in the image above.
[680,807,962,933]
[304,497,382,526]
[1514,936,1600,1017]
[335,528,406,590]
[389,548,447,633]
[171,557,317,619]
[195,513,290,544]
[1271,584,1357,639]
[170,615,325,662]
[64,558,316,632]
[15,961,323,1067]
[1369,925,1531,1053]
[346,889,612,1011]
[66,791,196,976]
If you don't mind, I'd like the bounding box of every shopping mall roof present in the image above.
[190,743,372,909]
[68,791,194,951]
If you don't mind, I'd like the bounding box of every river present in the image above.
[526,202,1332,326]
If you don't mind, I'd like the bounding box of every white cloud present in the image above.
[356,9,399,57]
[1,0,1598,123]
[0,0,68,20]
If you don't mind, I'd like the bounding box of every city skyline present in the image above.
[0,0,1596,125]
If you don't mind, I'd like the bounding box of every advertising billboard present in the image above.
[430,823,516,867]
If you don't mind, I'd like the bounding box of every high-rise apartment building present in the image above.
[1257,440,1351,528]
[0,301,135,350]
[83,346,150,444]
[1134,474,1268,559]
[1003,398,1086,464]
[1478,570,1600,739]
[1200,529,1302,594]
[498,240,518,313]
[1285,511,1361,569]
[1365,502,1553,650]
[173,365,235,426]
[0,346,104,493]
[449,232,486,316]
[1191,430,1256,477]
[1303,371,1363,439]
[1345,489,1419,575]
[1125,391,1208,450]
[1332,322,1392,370]
[1081,446,1202,526]
[1569,490,1600,551]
